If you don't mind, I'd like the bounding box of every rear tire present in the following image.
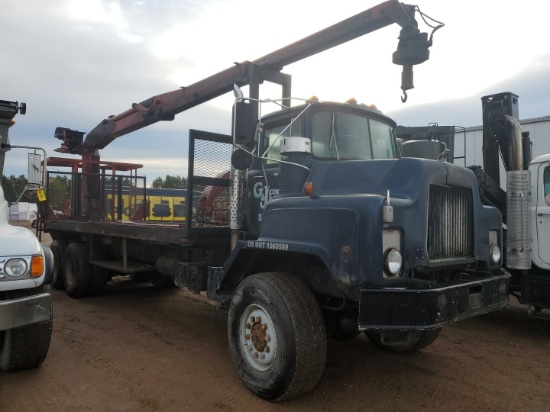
[0,288,52,372]
[64,242,92,298]
[228,272,327,401]
[365,328,441,353]
[50,239,69,290]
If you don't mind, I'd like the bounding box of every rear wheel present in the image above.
[50,239,69,290]
[0,288,52,372]
[64,242,92,298]
[365,328,442,353]
[228,272,327,401]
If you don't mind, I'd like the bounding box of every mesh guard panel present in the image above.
[187,130,233,235]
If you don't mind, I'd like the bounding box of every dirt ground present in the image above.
[1,224,550,411]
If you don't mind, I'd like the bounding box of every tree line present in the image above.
[1,174,36,203]
[151,175,187,189]
[1,174,187,204]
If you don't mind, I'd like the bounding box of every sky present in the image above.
[2,0,550,183]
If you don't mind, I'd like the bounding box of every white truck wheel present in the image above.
[0,290,53,372]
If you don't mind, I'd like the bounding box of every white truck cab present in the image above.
[0,99,53,371]
[530,153,550,271]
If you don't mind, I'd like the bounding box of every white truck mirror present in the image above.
[27,152,42,185]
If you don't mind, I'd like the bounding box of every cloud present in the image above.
[3,0,550,186]
[387,54,550,127]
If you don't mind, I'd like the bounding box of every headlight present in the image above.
[490,244,501,265]
[5,258,28,278]
[384,248,402,277]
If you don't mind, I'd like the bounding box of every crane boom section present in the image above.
[84,0,421,150]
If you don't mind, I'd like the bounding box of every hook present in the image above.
[401,90,408,103]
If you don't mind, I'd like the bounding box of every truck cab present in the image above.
[221,98,510,338]
[0,99,53,372]
[246,101,398,235]
[531,153,550,271]
[521,153,550,310]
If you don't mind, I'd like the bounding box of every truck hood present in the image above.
[0,188,42,256]
[306,157,478,198]
[0,222,42,257]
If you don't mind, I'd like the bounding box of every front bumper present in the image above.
[0,292,52,331]
[359,270,510,330]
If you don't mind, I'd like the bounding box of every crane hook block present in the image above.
[393,29,430,102]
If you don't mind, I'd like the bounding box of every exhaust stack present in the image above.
[505,116,531,270]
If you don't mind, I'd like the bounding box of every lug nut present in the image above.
[250,316,255,323]
[245,334,250,340]
[256,316,262,322]
[253,352,259,358]
[246,323,251,329]
[265,346,270,353]
[262,324,268,330]
[265,335,271,342]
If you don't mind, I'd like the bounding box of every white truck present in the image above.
[0,99,54,371]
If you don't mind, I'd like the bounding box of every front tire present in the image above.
[228,272,327,401]
[0,288,53,372]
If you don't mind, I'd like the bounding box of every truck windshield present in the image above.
[311,111,397,160]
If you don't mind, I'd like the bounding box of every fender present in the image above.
[214,205,363,300]
[41,243,54,285]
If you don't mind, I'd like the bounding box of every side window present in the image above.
[263,118,302,165]
[264,127,284,165]
[544,166,550,206]
[371,119,397,159]
[311,112,333,157]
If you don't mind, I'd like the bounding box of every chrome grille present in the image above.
[428,184,474,260]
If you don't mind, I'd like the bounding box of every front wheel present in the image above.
[228,272,327,401]
[0,288,52,372]
[364,328,442,353]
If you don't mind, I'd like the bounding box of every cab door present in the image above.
[246,166,279,238]
[535,162,550,265]
[246,117,302,237]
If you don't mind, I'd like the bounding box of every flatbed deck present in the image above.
[46,220,230,245]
